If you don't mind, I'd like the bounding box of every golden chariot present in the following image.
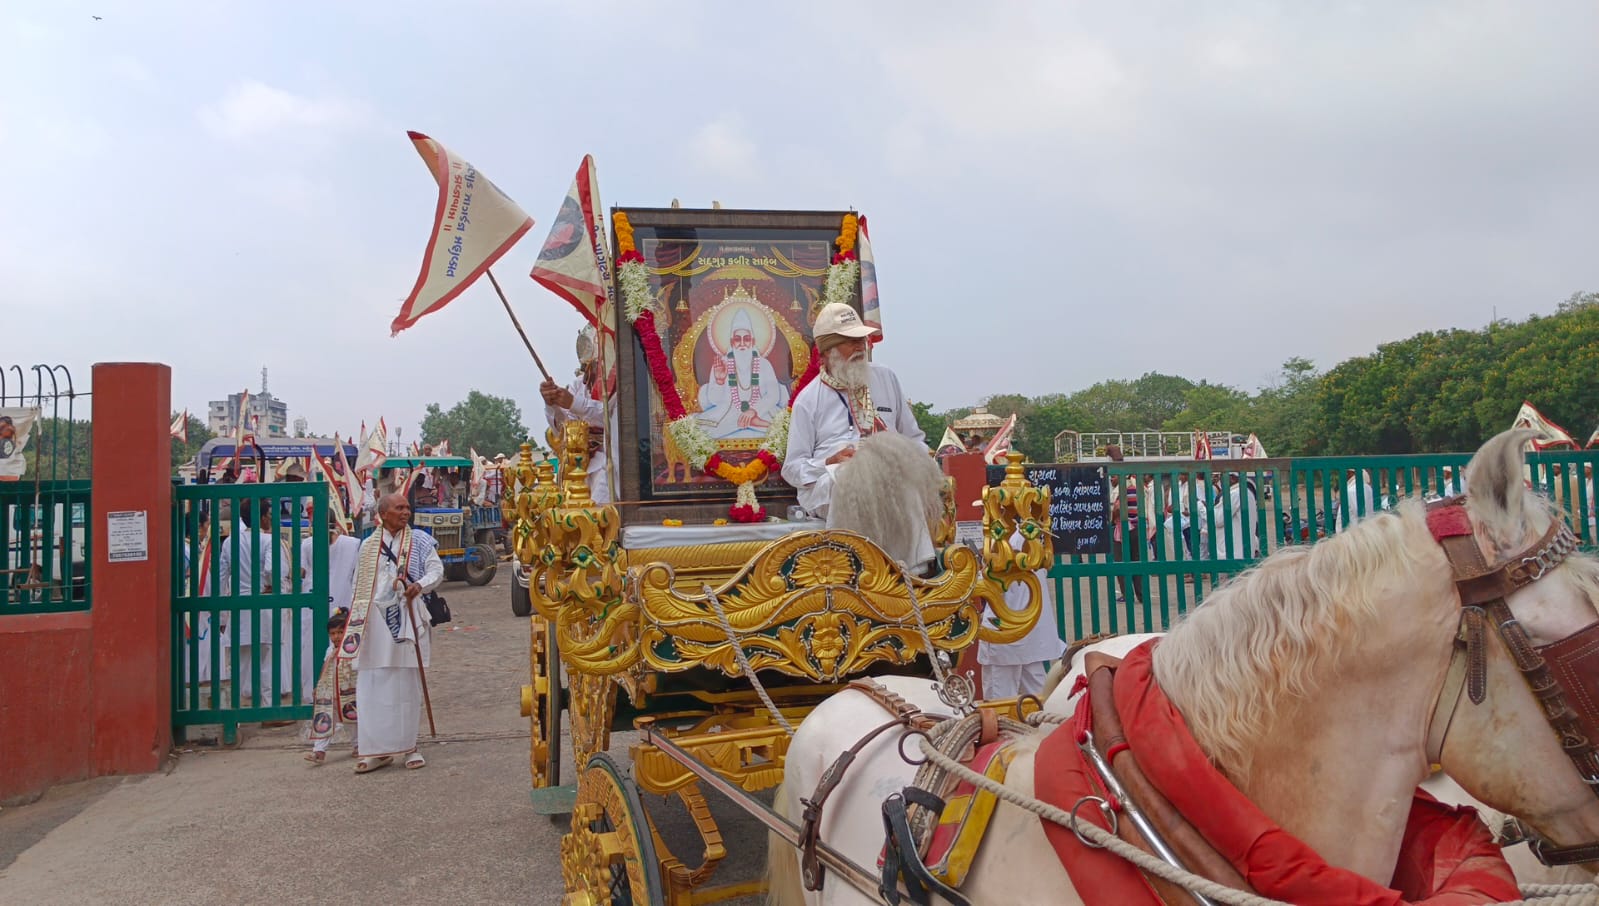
[502,207,1053,905]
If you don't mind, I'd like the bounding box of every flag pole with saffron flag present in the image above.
[393,131,549,379]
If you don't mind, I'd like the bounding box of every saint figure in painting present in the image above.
[696,290,790,440]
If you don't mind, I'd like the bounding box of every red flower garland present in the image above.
[634,309,688,420]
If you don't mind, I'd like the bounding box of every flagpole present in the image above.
[485,269,551,381]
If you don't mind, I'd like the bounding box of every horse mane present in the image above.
[829,432,943,568]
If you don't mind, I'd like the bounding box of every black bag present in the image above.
[424,591,451,626]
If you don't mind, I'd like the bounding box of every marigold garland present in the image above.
[613,210,856,522]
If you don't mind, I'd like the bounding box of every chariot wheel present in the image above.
[561,753,663,906]
[524,617,562,788]
[510,568,533,617]
[464,543,498,586]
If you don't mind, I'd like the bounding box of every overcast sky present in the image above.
[4,1,1596,441]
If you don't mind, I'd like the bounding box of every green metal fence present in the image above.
[2,364,91,614]
[1052,451,1599,641]
[171,482,329,743]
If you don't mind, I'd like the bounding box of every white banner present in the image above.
[0,407,39,479]
[391,131,533,335]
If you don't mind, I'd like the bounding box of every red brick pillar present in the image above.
[89,362,173,775]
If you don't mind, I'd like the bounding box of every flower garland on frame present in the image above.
[616,211,853,521]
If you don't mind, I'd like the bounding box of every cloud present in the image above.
[684,118,759,182]
[199,80,367,141]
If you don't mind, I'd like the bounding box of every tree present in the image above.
[420,391,529,457]
[910,400,944,444]
[22,418,93,481]
[171,413,215,476]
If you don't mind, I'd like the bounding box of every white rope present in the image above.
[898,560,951,691]
[702,583,793,736]
[913,734,1599,905]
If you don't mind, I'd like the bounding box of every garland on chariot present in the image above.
[614,211,863,522]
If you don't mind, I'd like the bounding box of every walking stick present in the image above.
[400,579,438,737]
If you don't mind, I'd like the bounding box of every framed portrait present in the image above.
[612,208,856,515]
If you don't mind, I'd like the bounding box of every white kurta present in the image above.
[545,378,613,505]
[781,363,924,518]
[356,528,443,757]
[1338,475,1379,530]
[208,527,289,701]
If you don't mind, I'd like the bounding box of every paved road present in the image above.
[0,571,772,905]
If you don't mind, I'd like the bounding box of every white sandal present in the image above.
[404,753,426,770]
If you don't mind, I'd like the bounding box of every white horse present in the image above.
[769,429,1599,905]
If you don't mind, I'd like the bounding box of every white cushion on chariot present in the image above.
[620,517,825,550]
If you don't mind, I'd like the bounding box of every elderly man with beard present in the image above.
[697,307,788,439]
[783,302,926,523]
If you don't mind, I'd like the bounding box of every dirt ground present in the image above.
[0,570,771,905]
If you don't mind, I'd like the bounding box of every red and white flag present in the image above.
[1240,433,1268,459]
[310,450,354,532]
[857,215,882,341]
[531,155,617,396]
[983,414,1017,465]
[1193,431,1212,460]
[1512,402,1576,449]
[1587,426,1599,449]
[333,437,366,517]
[391,131,534,336]
[437,439,452,456]
[355,418,388,475]
[170,409,189,443]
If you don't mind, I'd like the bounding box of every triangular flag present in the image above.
[936,426,962,456]
[355,420,388,475]
[437,439,452,456]
[531,155,617,399]
[391,131,534,336]
[857,214,882,342]
[170,409,189,443]
[1193,431,1213,460]
[310,451,353,532]
[983,414,1017,465]
[1240,433,1268,459]
[333,437,365,519]
[1512,402,1576,449]
[1587,426,1599,449]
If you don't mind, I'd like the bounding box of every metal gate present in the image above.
[1053,450,1599,640]
[171,482,328,743]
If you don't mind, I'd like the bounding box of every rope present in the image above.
[702,583,793,736]
[912,734,1599,905]
[898,560,951,691]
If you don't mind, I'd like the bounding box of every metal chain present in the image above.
[701,583,793,736]
[913,734,1599,906]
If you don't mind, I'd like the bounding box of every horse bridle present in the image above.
[1425,495,1594,865]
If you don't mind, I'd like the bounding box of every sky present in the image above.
[4,1,1596,442]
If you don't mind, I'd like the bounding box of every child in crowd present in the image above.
[304,607,358,765]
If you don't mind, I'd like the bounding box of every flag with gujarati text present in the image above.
[857,215,882,341]
[391,131,534,336]
[1512,402,1576,449]
[531,155,617,397]
[355,419,388,475]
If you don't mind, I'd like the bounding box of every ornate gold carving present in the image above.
[567,670,617,775]
[975,451,1054,644]
[632,718,797,796]
[562,757,655,906]
[632,531,992,681]
[933,473,958,548]
[527,617,558,789]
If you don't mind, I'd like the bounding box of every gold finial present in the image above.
[562,420,593,505]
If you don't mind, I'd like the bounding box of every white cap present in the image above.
[812,302,877,340]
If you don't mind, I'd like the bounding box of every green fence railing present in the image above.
[1051,450,1599,641]
[1,479,92,614]
[171,482,329,743]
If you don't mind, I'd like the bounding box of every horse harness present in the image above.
[1425,494,1595,865]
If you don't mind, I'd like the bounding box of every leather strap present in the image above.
[1088,661,1252,904]
[879,789,971,906]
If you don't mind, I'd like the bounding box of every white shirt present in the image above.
[359,528,445,670]
[781,363,924,517]
[300,534,361,615]
[1338,475,1378,530]
[545,378,612,505]
[207,526,289,644]
[979,533,1064,666]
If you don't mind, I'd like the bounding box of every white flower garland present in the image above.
[822,258,859,311]
[667,414,719,467]
[759,407,791,459]
[619,259,654,324]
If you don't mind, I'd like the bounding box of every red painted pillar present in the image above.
[89,362,173,775]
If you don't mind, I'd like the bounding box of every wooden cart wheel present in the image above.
[561,753,663,906]
[527,617,562,788]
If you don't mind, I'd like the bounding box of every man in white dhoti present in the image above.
[342,493,443,773]
[783,302,924,518]
[697,307,788,439]
[540,327,612,504]
[206,499,288,708]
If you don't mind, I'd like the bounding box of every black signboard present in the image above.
[986,463,1112,555]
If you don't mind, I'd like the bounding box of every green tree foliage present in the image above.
[21,418,93,481]
[420,391,529,457]
[917,292,1599,458]
[171,413,214,475]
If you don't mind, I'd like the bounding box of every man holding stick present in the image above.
[342,493,442,773]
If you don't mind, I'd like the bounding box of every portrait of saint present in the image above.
[693,284,791,441]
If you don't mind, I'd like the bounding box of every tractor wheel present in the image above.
[510,567,533,617]
[561,753,663,906]
[464,543,498,586]
[444,562,466,583]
